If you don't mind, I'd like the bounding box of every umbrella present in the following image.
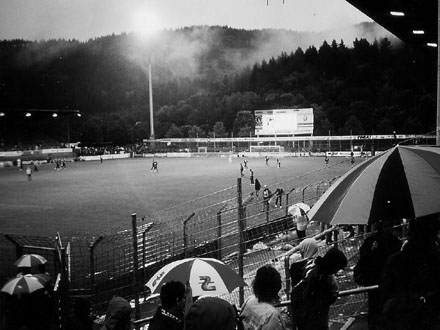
[14,254,47,268]
[288,202,311,217]
[308,145,440,225]
[146,257,247,297]
[1,274,45,295]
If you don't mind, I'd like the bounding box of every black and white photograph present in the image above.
[0,1,439,329]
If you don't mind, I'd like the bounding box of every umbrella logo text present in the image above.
[152,271,165,287]
[199,276,216,291]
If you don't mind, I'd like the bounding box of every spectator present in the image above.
[282,226,339,263]
[353,220,401,330]
[273,188,284,208]
[185,296,237,330]
[149,281,186,330]
[294,209,309,240]
[320,223,339,245]
[66,297,93,330]
[240,265,287,330]
[254,179,261,197]
[261,185,272,213]
[100,296,132,330]
[291,247,347,330]
[380,215,440,330]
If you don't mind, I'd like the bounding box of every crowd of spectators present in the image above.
[1,214,439,329]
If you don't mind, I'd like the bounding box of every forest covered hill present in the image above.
[0,24,436,146]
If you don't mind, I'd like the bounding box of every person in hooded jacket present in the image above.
[291,247,347,330]
[149,281,186,330]
[100,296,132,330]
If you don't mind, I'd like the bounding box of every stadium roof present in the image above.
[346,0,438,48]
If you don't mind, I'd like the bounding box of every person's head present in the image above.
[160,280,186,311]
[320,247,347,275]
[103,296,132,330]
[374,219,394,234]
[298,238,319,259]
[185,296,237,330]
[252,265,282,303]
[408,214,440,247]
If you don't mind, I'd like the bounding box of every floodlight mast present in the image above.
[149,60,155,140]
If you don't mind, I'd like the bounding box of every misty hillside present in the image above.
[0,24,436,146]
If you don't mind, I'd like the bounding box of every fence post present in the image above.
[142,222,154,294]
[216,211,222,260]
[89,236,103,307]
[285,188,295,216]
[216,203,227,260]
[302,186,307,202]
[131,213,141,326]
[237,178,245,306]
[183,213,196,258]
[4,235,22,259]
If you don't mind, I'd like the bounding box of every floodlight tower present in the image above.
[132,9,160,141]
[148,60,155,140]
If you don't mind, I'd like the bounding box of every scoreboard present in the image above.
[254,108,314,136]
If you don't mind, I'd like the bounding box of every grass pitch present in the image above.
[0,156,352,237]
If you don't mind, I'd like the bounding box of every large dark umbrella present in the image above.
[308,145,440,225]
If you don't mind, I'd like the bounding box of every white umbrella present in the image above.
[146,257,247,297]
[288,202,311,217]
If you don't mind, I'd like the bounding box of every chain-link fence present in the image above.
[0,154,411,329]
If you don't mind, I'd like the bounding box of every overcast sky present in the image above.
[0,0,371,41]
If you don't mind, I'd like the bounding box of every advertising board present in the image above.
[254,108,314,136]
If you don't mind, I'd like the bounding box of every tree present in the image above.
[341,115,364,135]
[165,124,183,138]
[376,118,394,134]
[233,111,254,136]
[212,121,228,137]
[188,125,205,138]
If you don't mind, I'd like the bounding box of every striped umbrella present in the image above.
[146,257,247,297]
[308,145,440,225]
[1,274,45,295]
[14,254,47,268]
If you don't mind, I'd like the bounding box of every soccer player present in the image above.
[265,155,269,166]
[26,166,32,181]
[249,169,254,185]
[151,159,158,172]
